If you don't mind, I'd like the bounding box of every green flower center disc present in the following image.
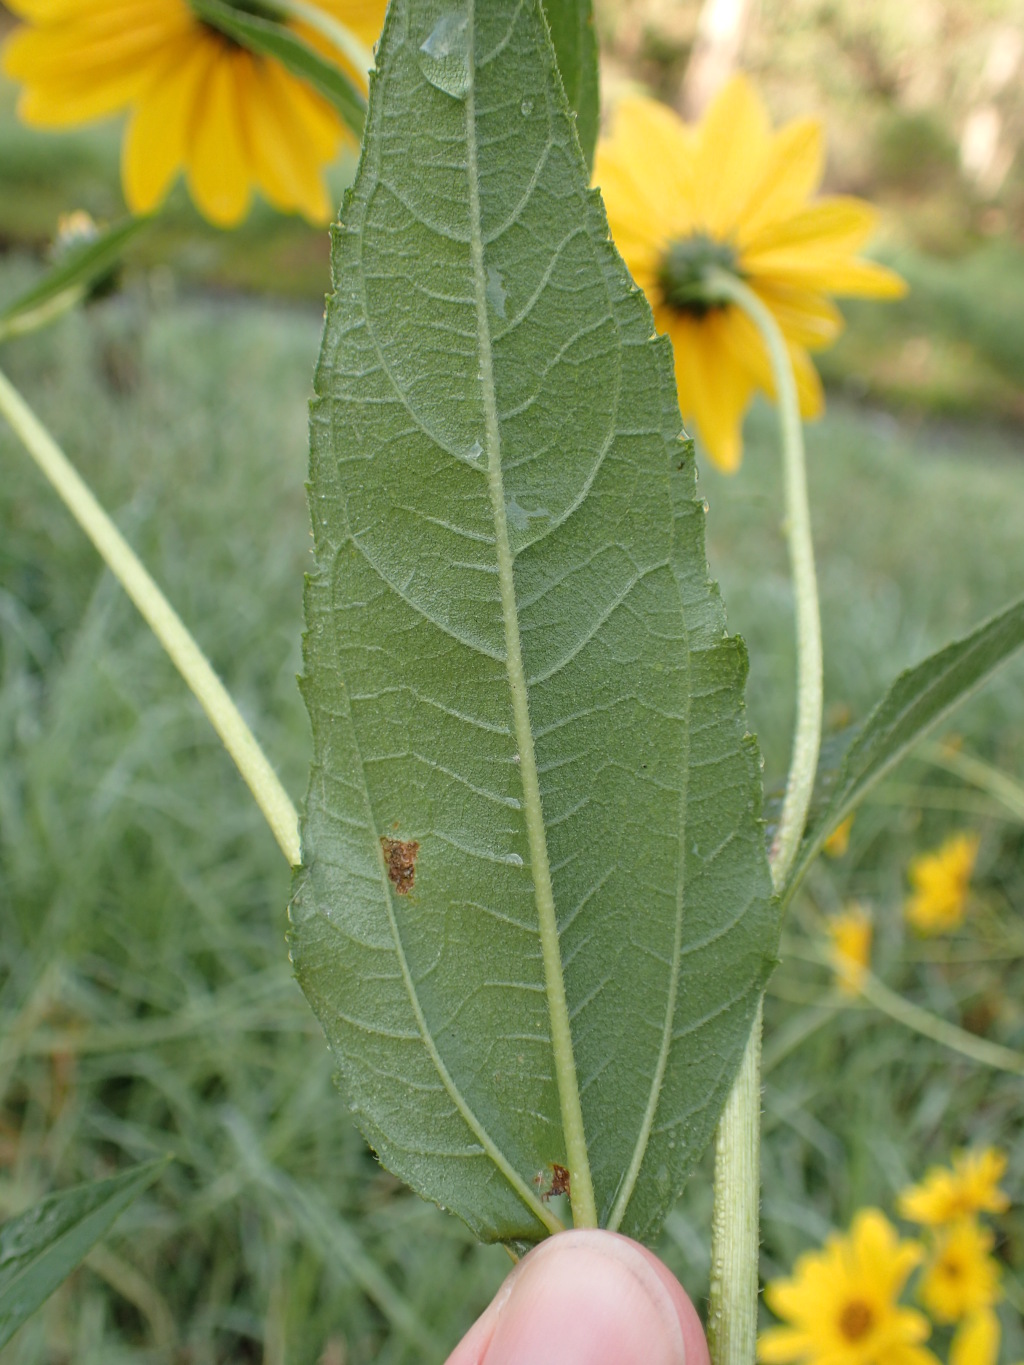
[658,235,740,316]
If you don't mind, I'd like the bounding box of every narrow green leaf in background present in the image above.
[0,1159,167,1349]
[787,594,1024,900]
[191,0,367,139]
[292,0,776,1246]
[0,218,148,343]
[540,0,600,172]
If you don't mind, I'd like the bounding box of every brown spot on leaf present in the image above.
[533,1163,571,1201]
[380,836,419,895]
[549,1164,571,1198]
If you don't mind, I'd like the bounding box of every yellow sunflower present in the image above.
[593,78,906,472]
[758,1209,938,1365]
[918,1219,1001,1324]
[824,814,855,859]
[827,902,872,997]
[950,1309,1001,1365]
[898,1149,1010,1227]
[904,832,980,936]
[2,0,387,227]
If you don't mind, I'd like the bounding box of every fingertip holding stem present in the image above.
[447,1229,709,1365]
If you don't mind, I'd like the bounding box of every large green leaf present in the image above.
[541,0,599,172]
[786,595,1024,900]
[0,1160,167,1348]
[292,0,776,1247]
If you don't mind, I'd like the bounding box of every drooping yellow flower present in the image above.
[904,833,980,936]
[2,0,386,227]
[898,1149,1010,1227]
[593,79,906,472]
[824,814,855,859]
[950,1309,1001,1365]
[918,1219,1001,1324]
[758,1209,938,1365]
[827,903,872,997]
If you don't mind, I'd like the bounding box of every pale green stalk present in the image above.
[785,940,1024,1076]
[858,970,1024,1076]
[704,270,824,1365]
[919,740,1024,822]
[0,365,302,869]
[269,0,375,74]
[464,8,596,1229]
[0,286,86,345]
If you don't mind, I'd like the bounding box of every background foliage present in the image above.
[0,0,1022,1359]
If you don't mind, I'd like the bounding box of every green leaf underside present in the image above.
[293,0,775,1245]
[0,1160,166,1348]
[789,595,1024,900]
[540,0,599,173]
[191,0,366,138]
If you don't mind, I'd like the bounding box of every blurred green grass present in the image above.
[1,251,1021,1360]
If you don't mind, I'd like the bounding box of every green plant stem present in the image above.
[857,970,1024,1076]
[0,364,302,869]
[269,0,375,73]
[704,271,825,1365]
[0,286,86,345]
[708,998,762,1365]
[919,740,1024,822]
[783,938,1024,1076]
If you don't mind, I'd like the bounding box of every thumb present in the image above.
[445,1229,711,1365]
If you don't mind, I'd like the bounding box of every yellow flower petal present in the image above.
[951,1310,1001,1365]
[743,197,879,258]
[753,284,844,352]
[759,1210,937,1365]
[122,35,215,215]
[594,96,698,242]
[3,0,384,226]
[693,74,772,239]
[735,117,824,245]
[757,1327,814,1363]
[827,903,872,995]
[664,309,754,473]
[919,1219,1000,1323]
[899,1149,1009,1226]
[185,46,252,229]
[593,87,906,470]
[240,58,335,223]
[905,832,980,935]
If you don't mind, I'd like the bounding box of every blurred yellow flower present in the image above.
[918,1219,1000,1324]
[824,814,855,859]
[950,1309,1001,1365]
[904,833,980,935]
[2,0,386,227]
[758,1209,938,1365]
[898,1149,1009,1227]
[827,902,872,997]
[593,78,906,472]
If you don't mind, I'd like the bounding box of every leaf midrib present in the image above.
[465,4,597,1228]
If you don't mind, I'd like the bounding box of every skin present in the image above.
[446,1229,712,1365]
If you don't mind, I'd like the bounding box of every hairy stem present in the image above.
[704,270,824,1365]
[0,364,301,868]
[708,999,762,1365]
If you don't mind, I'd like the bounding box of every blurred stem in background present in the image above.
[0,365,302,868]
